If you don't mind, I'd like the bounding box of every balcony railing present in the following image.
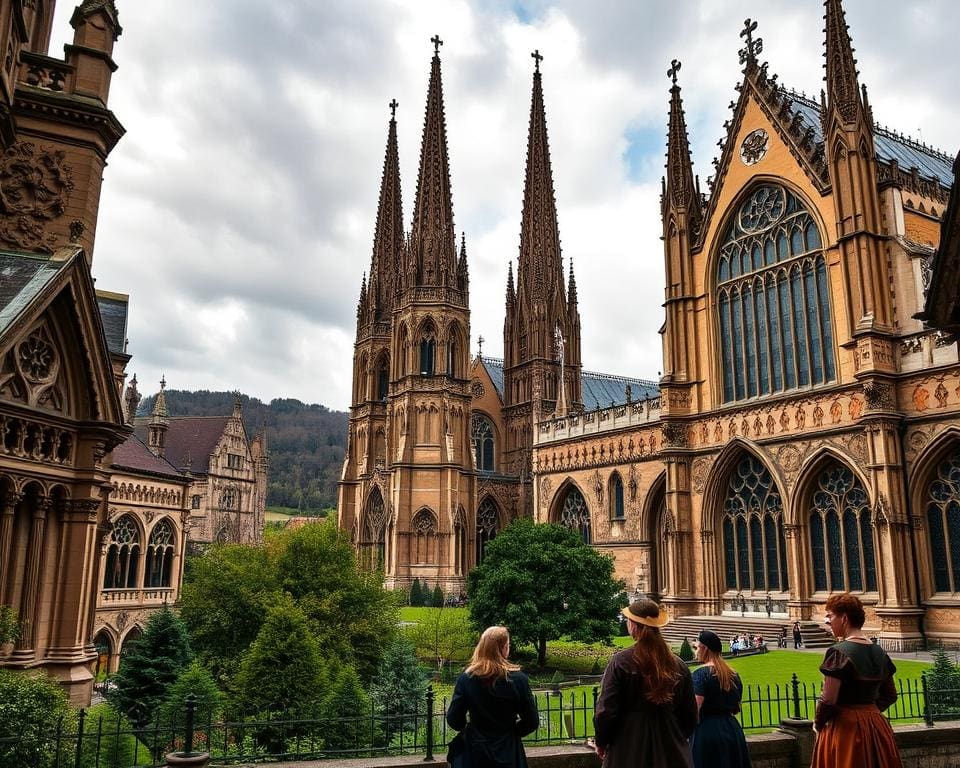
[535,398,662,446]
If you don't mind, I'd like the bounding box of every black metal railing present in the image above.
[3,677,959,767]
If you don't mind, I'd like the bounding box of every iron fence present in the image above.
[2,676,959,767]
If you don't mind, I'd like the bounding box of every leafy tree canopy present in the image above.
[404,607,477,672]
[0,669,72,768]
[160,660,224,728]
[467,519,625,667]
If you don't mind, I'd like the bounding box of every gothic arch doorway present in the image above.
[638,475,666,600]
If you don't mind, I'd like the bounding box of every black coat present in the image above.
[446,670,539,768]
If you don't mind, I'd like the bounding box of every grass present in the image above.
[400,607,469,623]
[264,506,331,522]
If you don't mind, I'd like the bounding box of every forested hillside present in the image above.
[137,390,348,512]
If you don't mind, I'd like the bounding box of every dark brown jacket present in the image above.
[594,647,697,768]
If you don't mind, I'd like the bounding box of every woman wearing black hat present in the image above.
[593,599,697,768]
[691,630,751,768]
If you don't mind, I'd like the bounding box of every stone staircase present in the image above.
[661,615,835,650]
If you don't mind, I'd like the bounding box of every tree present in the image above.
[159,659,224,730]
[467,519,625,667]
[431,585,444,607]
[109,606,192,728]
[926,648,960,718]
[232,596,328,719]
[77,704,139,768]
[0,669,72,768]
[369,636,426,742]
[410,579,423,607]
[405,607,476,672]
[678,638,694,662]
[179,543,279,680]
[321,666,371,751]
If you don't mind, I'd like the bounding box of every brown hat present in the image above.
[621,599,670,628]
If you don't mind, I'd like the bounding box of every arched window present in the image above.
[447,337,458,378]
[220,488,237,510]
[559,486,591,544]
[361,489,387,571]
[412,508,437,564]
[476,498,500,564]
[926,447,960,593]
[145,520,175,588]
[471,414,495,472]
[454,507,467,575]
[191,494,201,509]
[610,473,625,520]
[103,515,140,589]
[716,184,835,402]
[419,336,436,376]
[721,457,788,592]
[809,464,876,592]
[376,357,389,400]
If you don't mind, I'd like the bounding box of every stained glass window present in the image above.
[476,498,499,564]
[471,415,495,473]
[560,486,591,544]
[361,488,387,571]
[720,456,787,592]
[808,464,876,592]
[926,447,960,593]
[104,515,140,590]
[717,184,835,403]
[611,474,625,519]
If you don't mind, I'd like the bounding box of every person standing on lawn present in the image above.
[691,630,751,768]
[593,599,698,768]
[446,626,539,768]
[793,621,803,649]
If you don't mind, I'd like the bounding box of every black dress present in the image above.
[445,670,539,768]
[691,666,751,768]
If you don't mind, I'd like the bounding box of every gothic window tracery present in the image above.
[103,515,140,589]
[471,414,496,472]
[361,488,387,570]
[926,447,960,594]
[610,473,625,520]
[716,184,835,403]
[808,464,876,592]
[412,508,437,564]
[559,486,591,544]
[476,497,500,564]
[721,457,787,592]
[145,519,175,588]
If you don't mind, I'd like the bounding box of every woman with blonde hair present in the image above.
[593,599,697,768]
[691,630,751,768]
[446,625,538,768]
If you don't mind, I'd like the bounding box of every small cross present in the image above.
[478,335,485,356]
[431,35,443,55]
[389,99,398,119]
[531,49,543,72]
[738,18,763,65]
[667,59,681,85]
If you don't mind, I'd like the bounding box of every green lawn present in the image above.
[400,606,469,623]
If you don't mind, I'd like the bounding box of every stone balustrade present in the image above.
[535,399,661,446]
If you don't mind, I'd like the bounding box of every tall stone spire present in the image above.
[147,376,169,457]
[367,101,404,321]
[409,36,458,292]
[823,0,863,123]
[662,59,701,234]
[517,48,564,305]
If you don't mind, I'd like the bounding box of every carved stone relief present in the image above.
[0,142,74,253]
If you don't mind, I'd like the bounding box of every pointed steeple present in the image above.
[506,260,515,305]
[823,0,863,123]
[123,372,140,425]
[518,49,564,303]
[409,36,458,291]
[567,256,578,307]
[457,231,469,297]
[147,376,169,457]
[368,101,404,319]
[663,59,702,233]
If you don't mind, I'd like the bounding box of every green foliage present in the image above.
[159,660,224,729]
[0,604,20,644]
[76,703,145,768]
[679,638,694,662]
[590,657,602,675]
[0,669,72,768]
[109,606,192,729]
[369,636,426,742]
[467,519,625,666]
[233,596,328,719]
[138,389,347,510]
[431,585,444,607]
[404,607,477,671]
[410,579,424,607]
[179,544,277,680]
[321,666,371,751]
[925,648,960,718]
[550,670,563,688]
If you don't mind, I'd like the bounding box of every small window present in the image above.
[227,453,243,469]
[191,494,201,509]
[420,338,436,376]
[610,475,625,520]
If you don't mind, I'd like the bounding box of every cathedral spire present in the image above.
[567,256,578,307]
[823,0,863,123]
[518,49,563,303]
[663,59,702,231]
[369,100,404,317]
[506,260,515,305]
[409,36,458,291]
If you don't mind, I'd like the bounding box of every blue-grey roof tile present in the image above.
[96,293,128,355]
[0,251,67,336]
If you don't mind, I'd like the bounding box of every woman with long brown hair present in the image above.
[446,625,539,768]
[691,630,751,768]
[593,599,698,768]
[811,593,902,768]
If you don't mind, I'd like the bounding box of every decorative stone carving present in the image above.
[593,470,604,505]
[846,433,868,465]
[539,476,552,513]
[777,444,801,475]
[470,380,484,399]
[739,128,769,166]
[662,421,688,448]
[913,385,930,411]
[935,382,949,408]
[873,493,890,529]
[691,456,712,494]
[0,142,74,253]
[863,380,896,411]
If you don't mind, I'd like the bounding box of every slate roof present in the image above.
[111,433,183,480]
[788,93,954,188]
[0,251,68,335]
[95,291,128,355]
[133,416,231,474]
[479,356,659,410]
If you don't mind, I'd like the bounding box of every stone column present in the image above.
[14,496,49,653]
[0,490,20,605]
[782,523,809,619]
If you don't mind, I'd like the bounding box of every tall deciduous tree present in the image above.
[467,519,624,667]
[405,607,476,672]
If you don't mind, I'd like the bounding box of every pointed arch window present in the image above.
[720,457,787,592]
[559,486,591,544]
[419,325,436,377]
[361,489,387,571]
[926,447,960,593]
[447,335,459,378]
[476,497,500,564]
[808,464,876,592]
[145,520,175,588]
[471,414,496,473]
[104,515,140,589]
[454,507,467,575]
[716,184,835,403]
[610,473,625,520]
[376,357,389,400]
[412,508,437,564]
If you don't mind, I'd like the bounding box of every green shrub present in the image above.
[431,585,444,607]
[77,703,145,768]
[321,666,371,751]
[0,604,21,645]
[926,648,960,719]
[0,669,73,768]
[678,638,694,662]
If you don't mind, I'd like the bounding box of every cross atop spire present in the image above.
[667,59,681,86]
[389,98,398,120]
[431,34,443,55]
[532,49,543,73]
[738,18,763,66]
[663,56,702,230]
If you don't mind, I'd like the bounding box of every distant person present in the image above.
[793,620,803,649]
[778,627,787,649]
[691,630,751,768]
[446,626,538,768]
[811,593,902,768]
[593,599,697,768]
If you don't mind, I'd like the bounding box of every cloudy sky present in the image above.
[50,1,958,411]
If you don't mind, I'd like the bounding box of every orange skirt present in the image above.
[811,704,903,768]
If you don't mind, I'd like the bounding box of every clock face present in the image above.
[740,128,769,166]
